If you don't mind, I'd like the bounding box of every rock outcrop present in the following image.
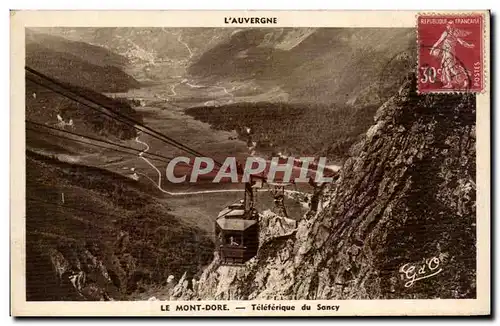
[161,75,476,300]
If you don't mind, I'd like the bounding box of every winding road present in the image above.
[133,132,308,197]
[159,29,236,101]
[185,82,234,98]
[177,34,193,59]
[169,84,178,97]
[134,132,250,196]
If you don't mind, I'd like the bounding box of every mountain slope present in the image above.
[27,27,238,81]
[26,29,141,93]
[26,29,130,68]
[188,28,415,105]
[163,75,476,300]
[28,27,414,106]
[28,27,235,65]
[26,150,214,301]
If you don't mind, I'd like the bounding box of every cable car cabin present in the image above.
[215,201,259,265]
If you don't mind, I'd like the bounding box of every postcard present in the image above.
[10,10,491,316]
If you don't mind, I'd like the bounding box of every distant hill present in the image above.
[184,28,416,161]
[26,29,130,68]
[26,29,141,93]
[25,28,238,81]
[27,28,415,107]
[27,27,235,65]
[188,28,415,105]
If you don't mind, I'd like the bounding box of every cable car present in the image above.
[215,178,260,265]
[214,159,338,265]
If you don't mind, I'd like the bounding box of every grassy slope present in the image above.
[26,150,214,300]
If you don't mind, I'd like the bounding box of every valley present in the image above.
[24,27,416,301]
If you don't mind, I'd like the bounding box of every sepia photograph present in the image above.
[10,10,491,316]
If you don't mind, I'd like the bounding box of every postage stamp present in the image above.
[9,10,490,317]
[417,14,485,93]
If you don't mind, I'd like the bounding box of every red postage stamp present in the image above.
[417,14,484,93]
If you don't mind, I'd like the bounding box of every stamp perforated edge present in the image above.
[415,11,488,95]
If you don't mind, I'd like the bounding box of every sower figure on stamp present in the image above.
[430,20,474,89]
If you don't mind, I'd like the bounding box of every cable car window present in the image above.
[225,234,242,246]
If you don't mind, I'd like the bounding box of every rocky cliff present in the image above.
[154,75,476,300]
